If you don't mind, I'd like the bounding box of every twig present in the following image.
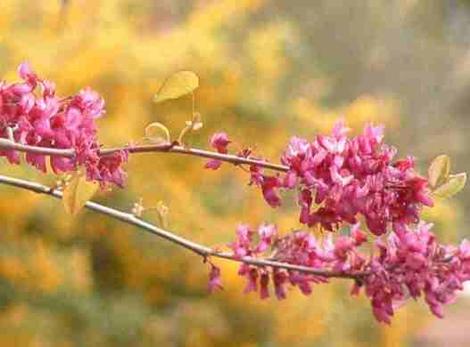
[0,138,288,172]
[0,173,363,279]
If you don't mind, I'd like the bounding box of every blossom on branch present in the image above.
[208,264,223,293]
[225,222,470,323]
[205,131,230,170]
[0,63,127,186]
[1,62,468,326]
[279,122,433,235]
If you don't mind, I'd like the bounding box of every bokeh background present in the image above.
[0,0,470,346]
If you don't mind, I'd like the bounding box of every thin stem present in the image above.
[0,138,75,156]
[0,138,288,172]
[0,173,363,279]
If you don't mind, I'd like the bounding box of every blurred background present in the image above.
[0,0,469,346]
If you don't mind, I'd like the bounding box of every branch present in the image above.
[0,138,288,172]
[0,173,363,279]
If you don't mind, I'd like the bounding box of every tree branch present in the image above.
[0,138,288,172]
[0,173,363,279]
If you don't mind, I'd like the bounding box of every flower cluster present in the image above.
[206,123,433,235]
[222,222,470,323]
[359,223,470,323]
[0,63,126,186]
[202,121,468,323]
[279,122,433,235]
[1,61,467,326]
[227,223,367,299]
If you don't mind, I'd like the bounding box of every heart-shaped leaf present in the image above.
[433,172,467,199]
[153,71,199,104]
[428,154,450,188]
[62,172,99,215]
[145,122,170,143]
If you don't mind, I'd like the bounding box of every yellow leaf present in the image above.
[145,122,170,143]
[62,172,99,216]
[153,71,199,103]
[433,173,467,199]
[428,154,450,188]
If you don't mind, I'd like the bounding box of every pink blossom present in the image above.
[0,63,127,187]
[240,265,259,294]
[225,222,469,323]
[361,223,470,323]
[255,223,277,253]
[260,176,282,208]
[229,224,253,258]
[204,132,231,170]
[351,223,367,246]
[273,270,288,299]
[260,272,270,299]
[276,121,433,235]
[208,264,223,293]
[204,159,222,170]
[209,132,230,153]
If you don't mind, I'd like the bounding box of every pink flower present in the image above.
[91,150,128,188]
[0,63,127,187]
[242,265,259,294]
[273,270,287,299]
[261,176,282,208]
[205,159,222,170]
[209,132,230,153]
[208,264,223,293]
[351,223,367,246]
[260,272,270,299]
[17,62,37,85]
[204,132,231,170]
[361,223,470,323]
[229,224,254,258]
[276,121,434,235]
[255,223,276,253]
[228,222,468,323]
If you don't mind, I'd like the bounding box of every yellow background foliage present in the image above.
[0,0,468,346]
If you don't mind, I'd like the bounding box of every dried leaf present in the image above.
[156,201,169,228]
[62,172,99,215]
[433,173,467,199]
[132,198,144,217]
[145,122,170,143]
[428,154,450,188]
[153,71,199,103]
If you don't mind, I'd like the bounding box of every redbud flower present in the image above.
[0,63,127,187]
[205,132,231,170]
[225,222,469,323]
[278,121,433,235]
[209,132,230,153]
[208,264,223,293]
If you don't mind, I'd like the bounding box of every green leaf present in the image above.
[428,154,450,188]
[153,71,199,103]
[145,122,170,143]
[62,172,99,215]
[433,172,467,199]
